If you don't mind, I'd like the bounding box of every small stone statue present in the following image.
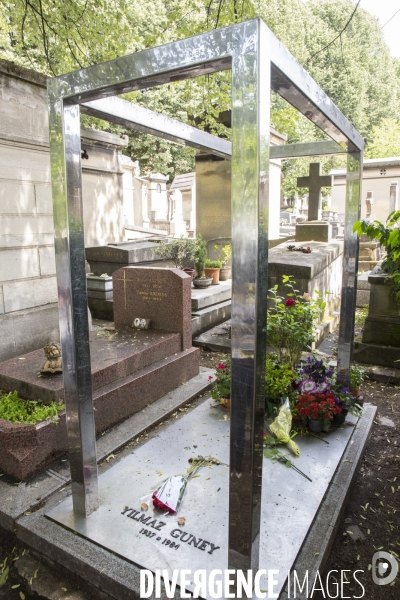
[41,343,63,374]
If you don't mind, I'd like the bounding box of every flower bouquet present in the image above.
[294,392,342,433]
[152,456,219,513]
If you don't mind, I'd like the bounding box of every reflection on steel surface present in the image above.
[47,17,363,569]
[337,151,362,384]
[82,97,232,159]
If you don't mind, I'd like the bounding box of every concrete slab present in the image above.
[0,368,213,532]
[191,300,231,336]
[193,320,231,352]
[44,399,361,598]
[191,280,231,311]
[279,404,376,600]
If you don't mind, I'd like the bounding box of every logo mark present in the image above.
[372,551,398,586]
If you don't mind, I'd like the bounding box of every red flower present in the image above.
[217,363,226,369]
[285,298,295,307]
[208,375,213,380]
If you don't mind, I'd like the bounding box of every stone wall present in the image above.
[330,157,400,222]
[195,127,286,242]
[0,60,128,361]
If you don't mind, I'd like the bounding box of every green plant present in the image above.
[155,237,196,270]
[194,234,207,278]
[0,390,64,424]
[214,243,232,266]
[354,212,400,306]
[205,259,222,269]
[354,305,368,328]
[349,364,367,389]
[266,276,326,368]
[210,359,231,403]
[265,357,295,400]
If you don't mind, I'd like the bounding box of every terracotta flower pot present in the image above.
[350,387,360,398]
[204,267,221,284]
[183,268,195,281]
[219,266,231,281]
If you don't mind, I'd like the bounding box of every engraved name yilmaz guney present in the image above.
[121,508,220,555]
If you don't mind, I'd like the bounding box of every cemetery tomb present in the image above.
[0,267,199,479]
[41,15,363,591]
[47,395,362,598]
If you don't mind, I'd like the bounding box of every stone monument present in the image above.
[295,162,333,242]
[113,266,192,351]
[0,266,199,479]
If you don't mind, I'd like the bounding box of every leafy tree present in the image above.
[364,118,400,159]
[1,0,400,183]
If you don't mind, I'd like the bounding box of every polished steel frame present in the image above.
[48,18,363,571]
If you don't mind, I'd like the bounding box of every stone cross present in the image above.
[297,162,333,221]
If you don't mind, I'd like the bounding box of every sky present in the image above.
[360,0,400,57]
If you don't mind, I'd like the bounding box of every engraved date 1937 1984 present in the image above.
[139,528,180,550]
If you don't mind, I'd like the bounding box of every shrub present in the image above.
[0,390,64,424]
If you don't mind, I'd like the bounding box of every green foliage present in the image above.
[354,306,368,328]
[194,234,207,277]
[265,356,295,400]
[349,364,367,389]
[0,390,64,424]
[155,237,196,269]
[365,118,400,159]
[354,212,400,306]
[267,276,326,368]
[210,359,231,402]
[213,244,232,266]
[1,0,399,180]
[205,259,222,269]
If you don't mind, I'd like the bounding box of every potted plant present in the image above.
[214,243,232,280]
[294,392,342,433]
[193,235,212,288]
[265,357,295,417]
[210,359,231,408]
[349,364,367,398]
[204,259,222,284]
[155,237,196,274]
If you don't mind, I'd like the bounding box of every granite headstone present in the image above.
[113,266,192,350]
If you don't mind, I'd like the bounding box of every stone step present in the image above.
[0,367,213,532]
[0,347,199,480]
[191,299,231,336]
[353,340,400,368]
[191,280,231,311]
[356,289,370,307]
[357,271,371,290]
[0,329,182,403]
[92,347,199,433]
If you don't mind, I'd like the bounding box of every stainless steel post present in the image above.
[48,93,99,516]
[337,150,363,384]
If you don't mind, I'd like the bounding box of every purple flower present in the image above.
[316,381,329,393]
[334,396,347,411]
[299,379,317,394]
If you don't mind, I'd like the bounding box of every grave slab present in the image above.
[0,367,213,532]
[85,241,165,276]
[191,280,231,311]
[47,399,360,598]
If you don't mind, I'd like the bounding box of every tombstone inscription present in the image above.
[113,266,192,351]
